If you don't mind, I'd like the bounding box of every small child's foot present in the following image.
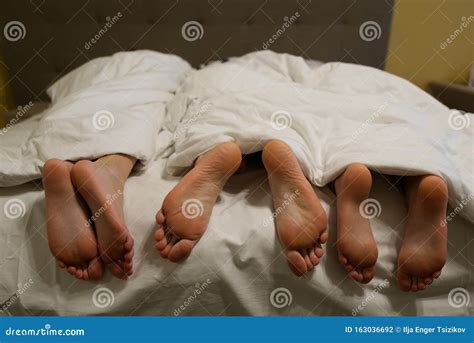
[335,164,378,283]
[155,142,242,262]
[71,160,134,279]
[43,159,103,281]
[262,140,328,276]
[397,175,448,291]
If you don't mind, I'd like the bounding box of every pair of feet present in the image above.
[43,158,134,281]
[334,164,448,291]
[154,141,448,292]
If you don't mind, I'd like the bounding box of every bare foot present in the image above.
[335,164,378,283]
[262,140,328,276]
[71,160,134,279]
[43,159,103,281]
[397,175,448,291]
[155,142,242,262]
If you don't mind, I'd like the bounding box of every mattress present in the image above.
[0,111,473,316]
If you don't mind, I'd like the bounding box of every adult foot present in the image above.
[335,164,378,283]
[43,159,103,281]
[397,175,448,291]
[262,140,328,276]
[155,142,242,262]
[71,160,134,279]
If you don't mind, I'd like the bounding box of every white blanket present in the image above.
[167,51,474,223]
[0,50,191,187]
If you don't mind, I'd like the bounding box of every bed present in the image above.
[1,0,473,316]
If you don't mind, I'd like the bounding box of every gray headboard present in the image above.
[0,0,394,106]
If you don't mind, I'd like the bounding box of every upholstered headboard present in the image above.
[0,0,394,106]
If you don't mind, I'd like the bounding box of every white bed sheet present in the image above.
[0,115,472,316]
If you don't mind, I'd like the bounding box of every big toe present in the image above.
[87,258,104,281]
[168,239,195,262]
[397,270,413,292]
[286,250,308,276]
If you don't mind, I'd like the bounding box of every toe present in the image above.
[87,258,103,281]
[314,244,324,258]
[124,236,134,252]
[417,278,426,291]
[155,234,168,250]
[423,277,433,285]
[319,230,328,244]
[58,260,66,268]
[411,277,418,292]
[108,262,127,280]
[156,210,165,225]
[155,227,165,241]
[302,249,313,271]
[432,271,441,279]
[361,266,375,283]
[286,250,307,276]
[160,242,174,258]
[309,248,319,265]
[67,266,77,275]
[168,239,195,262]
[397,270,412,292]
[350,270,363,282]
[124,248,134,262]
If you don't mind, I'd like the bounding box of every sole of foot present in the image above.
[71,160,134,280]
[262,140,328,276]
[155,142,242,262]
[43,159,103,281]
[335,164,378,283]
[397,175,448,292]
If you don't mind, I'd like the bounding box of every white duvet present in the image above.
[0,50,473,316]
